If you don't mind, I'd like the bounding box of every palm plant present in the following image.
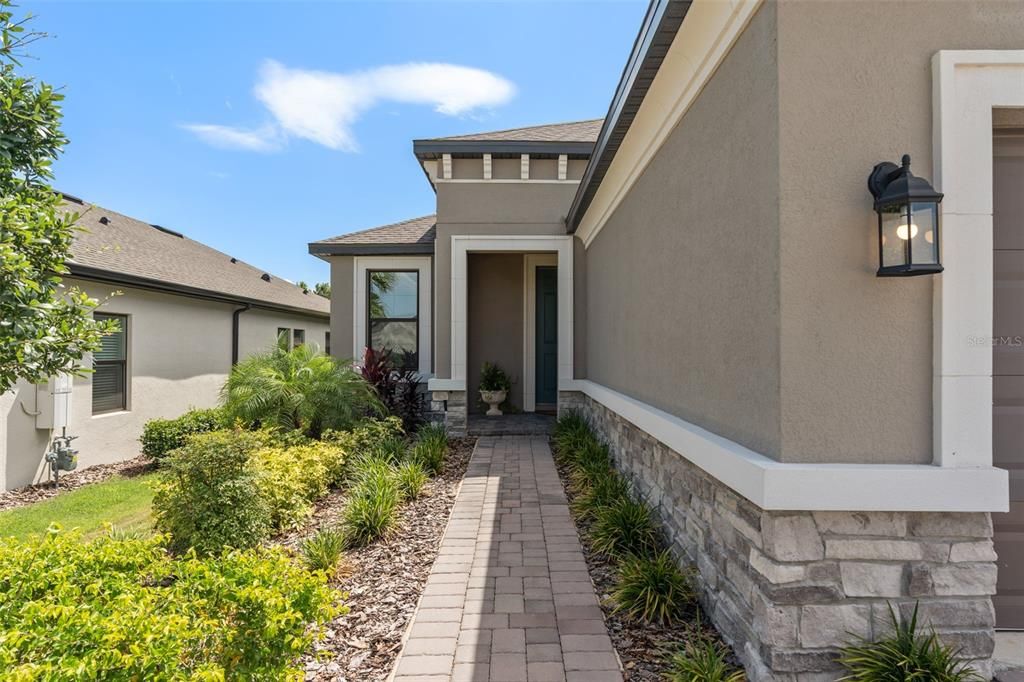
[221,343,380,438]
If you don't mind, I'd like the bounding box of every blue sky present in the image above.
[21,1,644,286]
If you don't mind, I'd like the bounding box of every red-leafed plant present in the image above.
[359,347,424,432]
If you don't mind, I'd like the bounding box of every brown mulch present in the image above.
[552,443,739,681]
[291,437,476,682]
[0,455,154,513]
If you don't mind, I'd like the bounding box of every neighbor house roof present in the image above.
[414,119,602,159]
[308,215,436,257]
[62,195,329,317]
[566,0,692,233]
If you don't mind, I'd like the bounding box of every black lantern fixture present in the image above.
[868,154,944,277]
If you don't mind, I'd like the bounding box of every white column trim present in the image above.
[932,50,1024,469]
[569,379,1008,512]
[429,235,573,395]
[523,253,559,412]
[352,256,433,378]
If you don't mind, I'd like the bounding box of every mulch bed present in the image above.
[291,437,476,682]
[552,444,739,681]
[0,455,154,513]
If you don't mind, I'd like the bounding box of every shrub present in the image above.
[343,460,400,547]
[301,526,347,575]
[396,460,428,501]
[570,469,629,520]
[367,434,408,465]
[412,422,448,475]
[612,551,694,624]
[222,343,380,437]
[568,440,614,492]
[479,361,512,392]
[553,410,597,463]
[153,429,271,554]
[591,496,659,557]
[359,347,425,432]
[0,529,340,679]
[251,441,345,530]
[839,603,982,681]
[140,406,226,460]
[325,416,405,473]
[667,636,745,682]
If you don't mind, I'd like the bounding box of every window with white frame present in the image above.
[368,270,418,369]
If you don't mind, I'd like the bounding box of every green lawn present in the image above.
[0,473,158,541]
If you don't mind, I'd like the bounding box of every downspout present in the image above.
[231,304,251,365]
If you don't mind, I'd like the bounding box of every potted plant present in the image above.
[479,362,512,416]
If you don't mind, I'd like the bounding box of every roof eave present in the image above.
[413,139,595,159]
[67,263,330,319]
[307,242,435,257]
[565,0,692,233]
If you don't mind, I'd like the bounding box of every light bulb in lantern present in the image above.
[897,222,919,241]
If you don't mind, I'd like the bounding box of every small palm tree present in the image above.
[222,343,380,437]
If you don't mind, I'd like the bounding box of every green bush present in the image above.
[0,529,340,679]
[140,407,226,460]
[396,460,428,501]
[591,496,659,557]
[570,469,629,521]
[667,636,745,682]
[344,459,400,547]
[412,422,448,475]
[153,429,271,554]
[612,550,694,624]
[301,526,347,574]
[222,343,381,437]
[367,434,407,465]
[251,441,346,530]
[839,603,982,681]
[553,410,597,463]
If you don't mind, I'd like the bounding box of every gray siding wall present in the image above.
[584,3,783,459]
[328,256,355,361]
[468,253,524,413]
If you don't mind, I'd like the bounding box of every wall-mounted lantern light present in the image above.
[868,154,944,277]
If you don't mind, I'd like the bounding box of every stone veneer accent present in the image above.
[430,390,468,436]
[558,390,998,681]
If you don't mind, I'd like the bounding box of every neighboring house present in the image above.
[311,1,1024,678]
[0,195,329,491]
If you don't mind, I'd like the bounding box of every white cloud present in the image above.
[184,60,516,152]
[179,123,281,152]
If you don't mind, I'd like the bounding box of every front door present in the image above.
[535,266,558,408]
[994,129,1024,629]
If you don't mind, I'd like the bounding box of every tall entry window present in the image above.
[92,313,128,414]
[368,270,418,369]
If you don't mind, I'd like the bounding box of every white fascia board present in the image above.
[571,379,1008,512]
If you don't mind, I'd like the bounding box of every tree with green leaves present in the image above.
[0,1,113,391]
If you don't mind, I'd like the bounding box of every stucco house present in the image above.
[310,0,1024,678]
[0,194,330,491]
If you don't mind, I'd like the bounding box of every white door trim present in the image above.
[932,50,1024,470]
[428,235,573,394]
[523,253,559,412]
[352,255,433,377]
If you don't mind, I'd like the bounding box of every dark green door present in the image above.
[535,267,558,406]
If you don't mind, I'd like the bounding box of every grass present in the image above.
[0,474,158,541]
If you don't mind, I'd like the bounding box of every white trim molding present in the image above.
[352,256,432,377]
[428,235,573,395]
[523,253,559,412]
[571,380,1008,512]
[932,50,1024,470]
[574,0,763,248]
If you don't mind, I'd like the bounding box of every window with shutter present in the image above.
[92,313,128,414]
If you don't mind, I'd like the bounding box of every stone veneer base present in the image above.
[558,390,998,681]
[430,390,468,436]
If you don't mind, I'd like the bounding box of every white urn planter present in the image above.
[480,390,507,417]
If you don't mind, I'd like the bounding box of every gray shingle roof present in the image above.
[428,119,603,143]
[64,197,329,316]
[309,215,436,256]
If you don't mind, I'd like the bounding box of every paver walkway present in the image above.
[391,436,623,682]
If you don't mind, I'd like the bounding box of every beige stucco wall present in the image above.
[0,279,327,490]
[584,2,783,458]
[434,181,579,379]
[328,256,356,361]
[468,253,524,413]
[773,0,1024,463]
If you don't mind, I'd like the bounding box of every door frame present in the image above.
[523,253,559,412]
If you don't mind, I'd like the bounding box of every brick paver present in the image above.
[391,436,622,682]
